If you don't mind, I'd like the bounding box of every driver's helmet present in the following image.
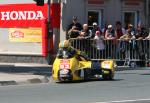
[59,40,71,49]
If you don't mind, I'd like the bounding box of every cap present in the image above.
[93,22,97,26]
[108,25,112,28]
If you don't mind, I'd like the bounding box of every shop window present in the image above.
[88,11,102,29]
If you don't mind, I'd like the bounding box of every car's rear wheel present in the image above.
[102,71,114,80]
[84,69,90,81]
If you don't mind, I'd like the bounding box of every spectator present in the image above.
[126,24,136,36]
[78,24,92,39]
[146,33,150,39]
[91,22,102,38]
[146,28,150,39]
[93,31,105,59]
[77,24,92,56]
[94,31,105,50]
[135,26,148,66]
[68,26,80,38]
[118,24,135,65]
[105,25,117,59]
[120,24,145,66]
[105,25,118,40]
[102,22,108,37]
[66,16,82,39]
[136,26,148,39]
[115,21,126,39]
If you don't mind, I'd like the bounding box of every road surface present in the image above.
[0,68,150,103]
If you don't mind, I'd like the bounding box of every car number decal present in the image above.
[60,60,70,69]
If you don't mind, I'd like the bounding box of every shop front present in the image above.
[60,0,148,40]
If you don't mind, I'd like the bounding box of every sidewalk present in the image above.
[0,63,52,86]
[0,62,52,67]
[0,73,49,86]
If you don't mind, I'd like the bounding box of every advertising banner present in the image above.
[0,4,48,27]
[9,28,42,42]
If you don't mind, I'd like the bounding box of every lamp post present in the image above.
[47,0,53,37]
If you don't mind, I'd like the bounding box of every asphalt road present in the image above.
[0,68,150,103]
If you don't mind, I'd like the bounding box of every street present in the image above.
[0,68,150,103]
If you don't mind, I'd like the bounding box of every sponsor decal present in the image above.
[11,30,24,38]
[9,28,42,42]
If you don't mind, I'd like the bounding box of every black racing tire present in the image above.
[102,71,114,80]
[84,69,89,81]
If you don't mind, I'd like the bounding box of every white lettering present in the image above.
[0,11,44,20]
[10,11,18,20]
[35,11,44,20]
[27,11,36,20]
[1,12,10,20]
[18,11,27,20]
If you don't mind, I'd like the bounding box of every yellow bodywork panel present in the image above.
[101,60,115,72]
[52,56,88,81]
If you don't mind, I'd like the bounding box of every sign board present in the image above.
[0,4,48,28]
[9,28,42,42]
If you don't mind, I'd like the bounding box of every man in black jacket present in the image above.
[66,16,82,39]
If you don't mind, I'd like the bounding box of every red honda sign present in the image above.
[0,4,48,28]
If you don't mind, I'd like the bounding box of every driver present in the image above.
[58,40,89,60]
[58,40,76,56]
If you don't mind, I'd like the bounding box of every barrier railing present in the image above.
[70,38,150,66]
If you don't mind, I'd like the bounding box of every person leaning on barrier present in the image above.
[118,24,135,63]
[136,26,148,40]
[67,26,80,38]
[120,24,135,41]
[146,33,150,39]
[94,31,105,51]
[105,25,118,59]
[115,21,126,39]
[77,24,92,56]
[102,22,108,37]
[66,16,82,39]
[105,25,118,40]
[120,24,146,66]
[91,22,102,38]
[77,24,92,39]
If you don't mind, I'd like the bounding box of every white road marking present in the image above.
[94,98,150,103]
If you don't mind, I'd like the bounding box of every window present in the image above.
[88,10,102,29]
[122,11,138,29]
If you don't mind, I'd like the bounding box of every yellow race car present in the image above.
[52,40,115,82]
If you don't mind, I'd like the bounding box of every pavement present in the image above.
[0,63,51,86]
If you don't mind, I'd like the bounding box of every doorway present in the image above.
[88,10,102,29]
[122,11,138,28]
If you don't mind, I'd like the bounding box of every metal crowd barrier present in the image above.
[70,38,150,66]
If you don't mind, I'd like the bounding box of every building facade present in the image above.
[0,0,149,55]
[60,0,150,40]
